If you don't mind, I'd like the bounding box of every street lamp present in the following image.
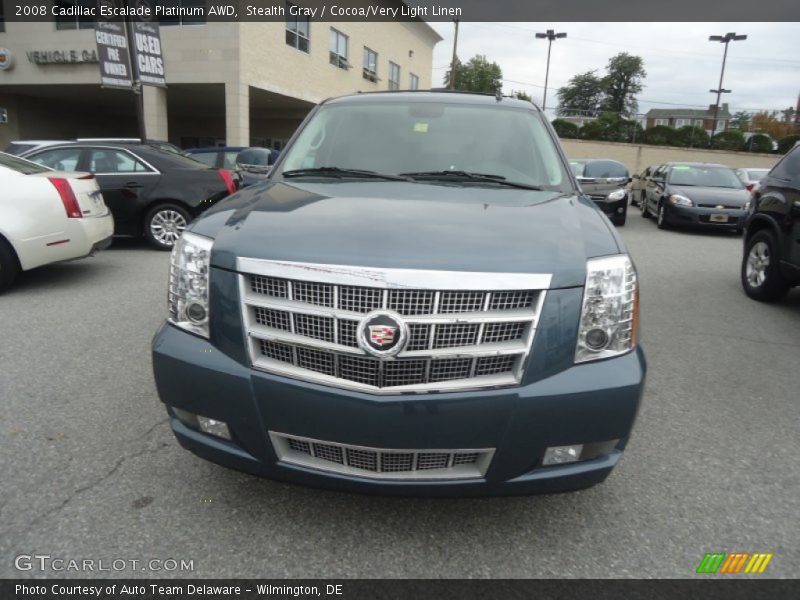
[535,29,566,112]
[708,32,746,147]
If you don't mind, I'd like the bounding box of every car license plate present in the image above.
[709,214,728,223]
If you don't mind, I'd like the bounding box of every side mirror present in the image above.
[628,177,633,184]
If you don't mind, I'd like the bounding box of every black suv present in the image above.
[25,142,237,250]
[741,144,800,301]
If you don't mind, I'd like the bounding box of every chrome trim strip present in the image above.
[238,257,553,290]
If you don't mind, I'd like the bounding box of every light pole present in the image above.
[535,29,566,112]
[449,19,460,90]
[708,32,746,148]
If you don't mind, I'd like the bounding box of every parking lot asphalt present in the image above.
[1,209,798,579]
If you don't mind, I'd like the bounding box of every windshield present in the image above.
[668,165,744,189]
[746,169,769,181]
[583,160,628,179]
[0,152,51,175]
[277,101,569,190]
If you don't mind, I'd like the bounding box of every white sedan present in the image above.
[0,152,114,292]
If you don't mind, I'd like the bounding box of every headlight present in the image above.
[607,189,627,201]
[669,194,693,207]
[168,231,213,338]
[575,254,639,363]
[743,199,751,211]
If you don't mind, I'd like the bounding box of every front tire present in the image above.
[641,195,650,218]
[144,203,190,251]
[656,203,669,229]
[0,237,20,293]
[741,230,790,302]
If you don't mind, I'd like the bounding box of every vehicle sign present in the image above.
[709,214,729,223]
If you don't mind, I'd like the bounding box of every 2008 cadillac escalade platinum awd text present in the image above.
[151,92,646,496]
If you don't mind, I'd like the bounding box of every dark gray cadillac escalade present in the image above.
[152,92,646,496]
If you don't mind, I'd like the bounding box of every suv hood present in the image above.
[195,181,622,289]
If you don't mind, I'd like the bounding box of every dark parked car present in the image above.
[569,159,630,226]
[642,162,749,232]
[741,144,800,301]
[152,91,646,496]
[185,146,246,170]
[25,142,237,249]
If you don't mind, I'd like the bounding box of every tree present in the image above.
[777,134,800,154]
[444,55,502,95]
[643,125,675,146]
[751,110,794,140]
[712,130,745,151]
[599,53,646,116]
[556,71,604,117]
[580,112,641,143]
[551,119,580,139]
[745,133,773,153]
[513,90,532,102]
[671,125,710,148]
[732,110,751,131]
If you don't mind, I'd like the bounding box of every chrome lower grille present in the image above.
[239,258,550,394]
[270,432,494,480]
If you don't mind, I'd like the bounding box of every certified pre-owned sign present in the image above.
[94,20,133,89]
[131,21,166,87]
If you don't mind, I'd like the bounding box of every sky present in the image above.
[427,22,800,120]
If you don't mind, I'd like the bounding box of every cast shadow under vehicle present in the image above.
[5,259,115,295]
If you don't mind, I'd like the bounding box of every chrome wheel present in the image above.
[149,209,187,247]
[745,241,770,288]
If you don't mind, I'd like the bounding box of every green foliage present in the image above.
[777,134,800,155]
[731,111,751,131]
[600,53,646,116]
[444,55,503,95]
[556,71,604,117]
[643,125,675,146]
[551,119,580,139]
[513,90,532,102]
[580,112,642,143]
[745,134,773,153]
[712,130,745,151]
[670,126,710,148]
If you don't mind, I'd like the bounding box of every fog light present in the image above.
[543,444,584,466]
[186,302,207,323]
[585,328,609,350]
[197,416,231,440]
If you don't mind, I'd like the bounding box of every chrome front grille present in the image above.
[270,432,494,480]
[239,258,550,394]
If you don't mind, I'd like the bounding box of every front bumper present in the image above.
[152,323,646,496]
[663,204,746,229]
[590,196,627,219]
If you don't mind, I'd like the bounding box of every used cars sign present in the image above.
[131,21,166,88]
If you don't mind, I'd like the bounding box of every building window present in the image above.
[717,120,727,130]
[409,73,419,90]
[388,61,401,91]
[286,2,310,53]
[329,28,349,70]
[654,118,669,127]
[363,47,378,82]
[54,0,95,30]
[694,119,704,126]
[674,118,691,128]
[158,0,207,26]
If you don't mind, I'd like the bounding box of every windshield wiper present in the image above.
[281,167,412,182]
[399,170,544,191]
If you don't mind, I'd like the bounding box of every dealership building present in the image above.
[0,9,441,149]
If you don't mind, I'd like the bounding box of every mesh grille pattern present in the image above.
[489,290,534,310]
[434,323,480,348]
[279,435,492,478]
[338,320,359,347]
[406,324,430,351]
[383,360,427,387]
[429,358,473,382]
[482,322,526,344]
[293,281,334,307]
[244,270,541,391]
[476,355,517,376]
[388,289,435,315]
[417,453,450,470]
[294,313,334,342]
[251,275,288,298]
[296,347,335,376]
[439,291,486,314]
[260,340,294,363]
[339,286,383,313]
[254,307,291,331]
